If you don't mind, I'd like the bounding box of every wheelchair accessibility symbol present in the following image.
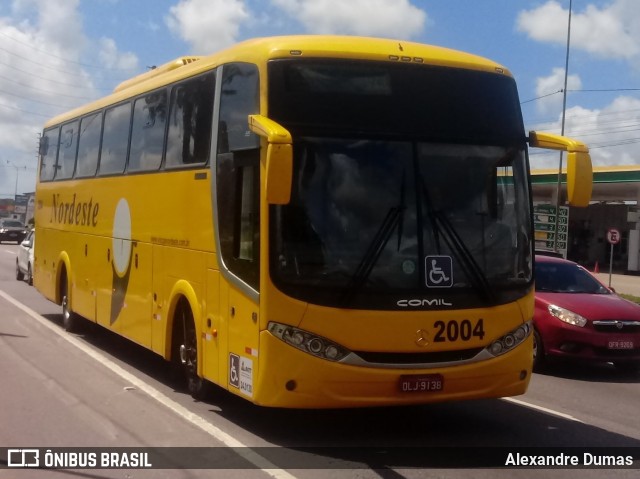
[425,256,453,288]
[229,353,240,388]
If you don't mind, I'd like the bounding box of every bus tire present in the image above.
[533,329,546,371]
[61,271,81,332]
[176,299,211,401]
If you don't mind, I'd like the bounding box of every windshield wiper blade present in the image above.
[341,172,407,305]
[418,175,494,302]
[396,170,406,252]
[340,205,403,305]
[434,211,497,304]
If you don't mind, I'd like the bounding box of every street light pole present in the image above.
[13,166,19,201]
[3,161,20,200]
[554,0,573,254]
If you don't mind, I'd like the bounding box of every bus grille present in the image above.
[353,348,484,365]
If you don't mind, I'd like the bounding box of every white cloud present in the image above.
[588,96,640,165]
[99,38,139,71]
[535,67,582,116]
[12,0,86,53]
[0,1,138,197]
[270,0,427,39]
[165,0,249,54]
[519,1,640,167]
[517,0,640,61]
[532,97,640,168]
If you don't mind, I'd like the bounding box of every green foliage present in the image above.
[620,294,640,304]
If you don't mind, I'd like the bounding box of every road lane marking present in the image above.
[502,397,584,423]
[0,290,297,479]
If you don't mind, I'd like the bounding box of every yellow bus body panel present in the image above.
[35,169,215,354]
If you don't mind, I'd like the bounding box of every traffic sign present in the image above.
[607,228,621,245]
[606,228,621,287]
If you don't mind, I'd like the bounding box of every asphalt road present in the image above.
[1,242,639,479]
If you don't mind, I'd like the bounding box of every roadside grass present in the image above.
[620,293,640,304]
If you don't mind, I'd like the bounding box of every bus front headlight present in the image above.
[487,321,531,357]
[268,322,349,362]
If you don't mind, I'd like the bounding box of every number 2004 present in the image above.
[433,319,485,342]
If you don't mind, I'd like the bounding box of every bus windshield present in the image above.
[268,59,532,310]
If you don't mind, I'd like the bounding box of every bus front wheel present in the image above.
[533,329,546,371]
[175,299,211,400]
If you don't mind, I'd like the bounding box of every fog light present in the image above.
[560,342,580,353]
[285,380,297,391]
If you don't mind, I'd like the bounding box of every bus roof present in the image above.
[44,35,513,128]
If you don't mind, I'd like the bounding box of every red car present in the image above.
[534,255,640,372]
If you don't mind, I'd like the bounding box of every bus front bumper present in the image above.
[251,332,533,408]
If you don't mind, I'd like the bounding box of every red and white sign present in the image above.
[607,228,621,245]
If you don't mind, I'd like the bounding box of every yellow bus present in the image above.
[34,36,592,408]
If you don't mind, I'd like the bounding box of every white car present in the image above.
[16,229,35,285]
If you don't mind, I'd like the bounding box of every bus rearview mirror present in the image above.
[248,115,293,205]
[528,130,593,208]
[566,151,593,208]
[266,144,293,205]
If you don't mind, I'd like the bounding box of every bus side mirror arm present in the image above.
[528,131,593,208]
[248,115,293,205]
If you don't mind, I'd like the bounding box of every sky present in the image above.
[1,0,640,199]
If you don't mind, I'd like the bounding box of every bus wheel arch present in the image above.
[166,282,211,400]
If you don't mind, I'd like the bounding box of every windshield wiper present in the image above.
[416,171,495,303]
[341,173,407,304]
[433,211,497,304]
[340,206,402,305]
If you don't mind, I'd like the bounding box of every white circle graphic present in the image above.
[112,198,132,277]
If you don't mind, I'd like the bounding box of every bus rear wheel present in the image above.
[175,299,211,400]
[61,272,81,332]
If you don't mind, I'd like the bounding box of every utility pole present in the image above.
[554,0,573,253]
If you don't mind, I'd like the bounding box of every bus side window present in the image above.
[166,72,215,168]
[216,63,260,290]
[76,112,102,178]
[217,63,259,153]
[39,127,59,182]
[129,90,167,172]
[99,102,131,176]
[56,120,79,180]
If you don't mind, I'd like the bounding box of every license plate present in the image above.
[608,340,634,349]
[399,374,444,393]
